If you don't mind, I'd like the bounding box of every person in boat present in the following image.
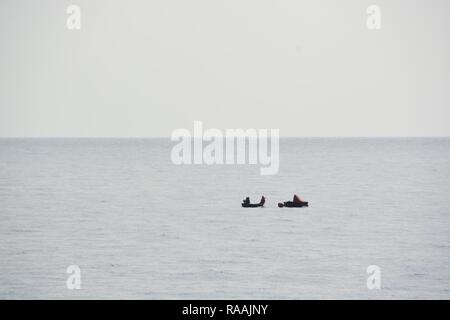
[260,196,266,206]
[293,194,303,204]
[278,194,308,207]
[242,196,265,207]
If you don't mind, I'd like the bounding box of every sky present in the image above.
[0,0,449,137]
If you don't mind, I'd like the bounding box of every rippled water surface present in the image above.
[0,138,449,299]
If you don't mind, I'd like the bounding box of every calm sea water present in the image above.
[0,138,449,299]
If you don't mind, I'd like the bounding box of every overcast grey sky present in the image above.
[1,0,449,137]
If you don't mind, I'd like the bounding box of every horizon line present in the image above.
[1,136,449,139]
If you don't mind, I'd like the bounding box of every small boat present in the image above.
[242,196,265,208]
[278,194,308,208]
[278,201,308,208]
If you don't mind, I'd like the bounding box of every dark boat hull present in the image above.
[241,203,263,208]
[281,201,308,208]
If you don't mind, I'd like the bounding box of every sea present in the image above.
[0,138,449,299]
